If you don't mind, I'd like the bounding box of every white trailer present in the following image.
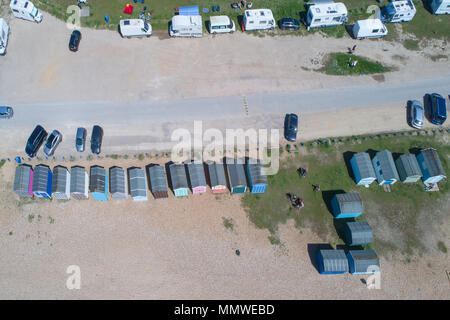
[169,15,202,37]
[353,19,388,39]
[242,9,275,31]
[430,0,450,15]
[305,1,348,30]
[119,19,152,38]
[379,0,416,23]
[0,19,10,56]
[10,0,42,23]
[209,15,235,34]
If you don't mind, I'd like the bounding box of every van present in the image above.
[305,1,348,30]
[352,19,388,39]
[119,19,152,38]
[242,9,275,31]
[10,0,42,23]
[429,0,450,15]
[379,0,416,23]
[169,15,202,37]
[429,93,447,125]
[209,15,235,34]
[0,18,9,55]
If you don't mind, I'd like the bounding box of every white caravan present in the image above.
[209,15,235,34]
[119,19,152,38]
[10,0,43,23]
[0,19,10,55]
[242,9,275,31]
[169,15,202,37]
[430,0,450,14]
[379,0,416,23]
[353,19,388,39]
[305,1,348,30]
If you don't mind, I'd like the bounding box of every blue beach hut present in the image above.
[372,150,399,185]
[416,148,446,184]
[347,250,380,275]
[331,193,363,219]
[32,165,52,198]
[317,249,348,274]
[89,166,108,201]
[245,160,267,194]
[350,152,376,186]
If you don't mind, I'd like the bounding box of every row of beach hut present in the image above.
[13,159,268,200]
[317,249,380,275]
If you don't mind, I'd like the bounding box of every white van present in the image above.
[0,19,10,55]
[119,19,152,38]
[379,0,416,23]
[305,1,348,30]
[242,9,275,31]
[353,19,388,39]
[10,0,42,23]
[169,15,202,37]
[430,0,450,15]
[209,15,235,34]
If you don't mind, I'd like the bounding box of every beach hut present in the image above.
[89,166,108,201]
[347,250,380,275]
[70,166,89,200]
[372,150,399,185]
[13,164,33,198]
[128,167,148,201]
[52,166,70,200]
[395,154,422,183]
[32,165,52,198]
[169,163,189,197]
[343,221,373,246]
[416,148,446,184]
[331,193,363,219]
[109,166,127,200]
[148,165,168,199]
[245,160,268,194]
[187,162,207,194]
[205,161,227,194]
[225,158,247,194]
[317,249,349,275]
[350,152,377,186]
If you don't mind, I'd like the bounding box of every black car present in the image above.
[69,30,82,52]
[279,18,300,30]
[284,113,298,142]
[90,125,103,154]
[25,125,48,157]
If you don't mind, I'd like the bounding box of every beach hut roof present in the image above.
[348,250,380,273]
[169,163,188,190]
[110,167,126,195]
[345,221,373,244]
[70,166,87,193]
[52,166,69,193]
[148,165,167,192]
[90,166,106,193]
[226,158,247,187]
[246,160,267,185]
[14,164,32,192]
[187,162,206,188]
[420,148,446,178]
[335,193,362,214]
[32,165,50,192]
[129,168,147,198]
[375,150,399,180]
[396,153,422,177]
[319,249,349,272]
[206,161,227,187]
[353,152,376,178]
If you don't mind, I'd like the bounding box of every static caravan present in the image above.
[242,9,275,31]
[32,165,52,198]
[0,18,10,56]
[395,154,422,183]
[70,166,89,200]
[379,0,416,23]
[347,250,380,275]
[245,160,267,194]
[169,163,189,197]
[317,249,348,275]
[226,158,247,194]
[350,152,377,186]
[430,0,450,15]
[352,19,388,39]
[128,167,148,201]
[416,148,446,184]
[13,164,33,197]
[119,19,152,38]
[89,166,108,201]
[205,161,227,194]
[110,166,127,200]
[343,221,373,246]
[169,15,202,38]
[331,193,363,219]
[187,162,207,194]
[10,0,43,23]
[52,166,70,200]
[209,15,235,34]
[148,165,168,199]
[305,1,348,30]
[372,150,399,185]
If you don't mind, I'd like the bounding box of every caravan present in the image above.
[430,0,450,14]
[379,0,416,23]
[119,19,152,38]
[169,15,202,37]
[0,19,10,55]
[242,9,275,31]
[10,0,43,23]
[352,19,388,39]
[209,15,235,34]
[305,0,348,30]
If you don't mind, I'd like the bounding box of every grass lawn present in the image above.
[318,53,392,76]
[242,130,450,258]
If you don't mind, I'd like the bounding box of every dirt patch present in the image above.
[372,74,386,83]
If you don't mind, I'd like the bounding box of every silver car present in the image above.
[410,100,424,129]
[75,127,87,152]
[43,130,62,156]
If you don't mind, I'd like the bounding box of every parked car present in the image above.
[428,93,447,125]
[284,113,298,142]
[0,106,13,119]
[69,30,82,52]
[90,125,103,154]
[25,125,47,157]
[278,17,300,30]
[409,100,424,129]
[75,127,87,152]
[43,130,62,156]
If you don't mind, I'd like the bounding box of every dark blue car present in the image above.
[428,93,447,125]
[284,113,298,142]
[279,18,300,30]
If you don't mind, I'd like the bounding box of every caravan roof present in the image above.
[356,18,385,30]
[245,9,274,20]
[388,0,416,14]
[172,15,202,29]
[309,1,347,15]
